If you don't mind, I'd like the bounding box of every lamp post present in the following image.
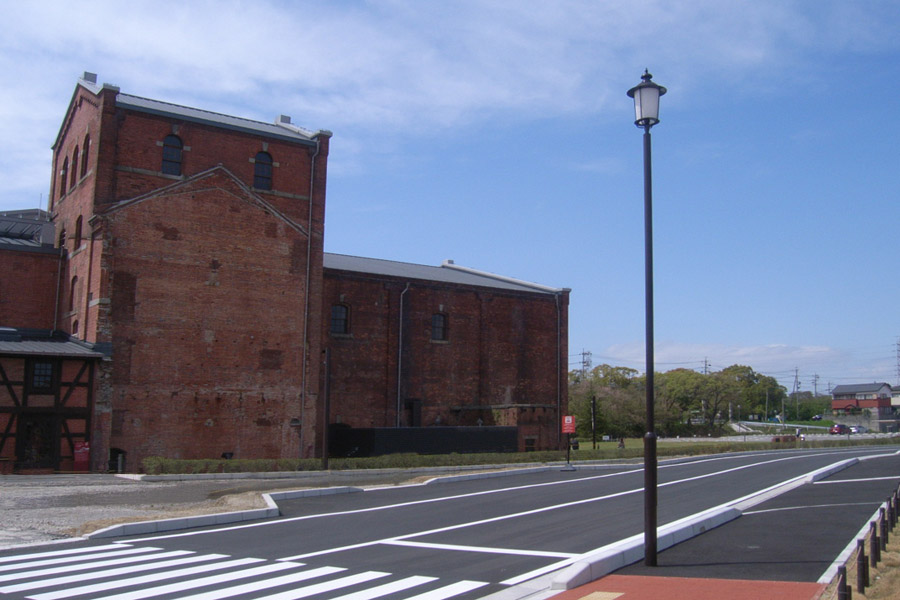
[627,69,666,567]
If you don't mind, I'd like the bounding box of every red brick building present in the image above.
[0,73,569,473]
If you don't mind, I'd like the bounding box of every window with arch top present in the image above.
[59,157,69,197]
[81,134,91,177]
[253,151,273,190]
[71,146,80,187]
[162,134,183,175]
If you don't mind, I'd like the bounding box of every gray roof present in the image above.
[0,329,104,359]
[116,93,323,145]
[0,210,55,251]
[71,73,329,147]
[323,253,566,295]
[0,211,50,242]
[832,383,892,395]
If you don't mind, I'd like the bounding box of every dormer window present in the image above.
[253,151,273,190]
[162,135,183,175]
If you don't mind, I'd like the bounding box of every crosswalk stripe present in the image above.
[81,561,306,600]
[330,575,437,600]
[27,557,266,600]
[0,554,226,594]
[169,566,347,600]
[0,546,159,573]
[401,580,489,600]
[0,544,126,565]
[0,550,194,585]
[252,571,392,600]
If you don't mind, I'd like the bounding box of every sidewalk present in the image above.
[552,574,826,600]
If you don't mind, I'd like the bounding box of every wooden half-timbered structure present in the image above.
[0,329,103,473]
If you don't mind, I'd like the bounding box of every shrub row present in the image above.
[141,436,899,475]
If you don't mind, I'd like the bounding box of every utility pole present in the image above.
[896,336,900,386]
[812,374,819,398]
[581,349,592,379]
[702,357,709,375]
[792,368,800,420]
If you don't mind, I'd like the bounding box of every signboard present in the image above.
[562,415,576,434]
[73,441,90,471]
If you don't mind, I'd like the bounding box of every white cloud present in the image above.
[1,0,897,209]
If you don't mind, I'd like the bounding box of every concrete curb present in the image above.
[549,506,741,591]
[545,457,864,592]
[85,486,361,539]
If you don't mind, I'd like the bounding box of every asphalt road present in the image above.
[1,446,898,600]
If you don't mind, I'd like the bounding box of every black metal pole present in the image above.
[642,124,658,567]
[322,347,331,471]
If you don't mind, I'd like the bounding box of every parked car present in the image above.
[850,425,868,434]
[830,424,850,435]
[811,414,822,421]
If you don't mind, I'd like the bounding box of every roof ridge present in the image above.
[117,92,282,130]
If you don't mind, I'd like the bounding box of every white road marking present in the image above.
[814,475,900,484]
[0,544,126,564]
[0,546,161,573]
[0,550,194,584]
[402,580,489,600]
[169,566,346,600]
[329,575,437,600]
[0,554,225,594]
[744,502,881,515]
[279,451,829,562]
[27,557,267,600]
[251,571,392,600]
[383,540,577,558]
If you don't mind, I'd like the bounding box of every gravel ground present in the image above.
[0,471,435,549]
[0,468,506,550]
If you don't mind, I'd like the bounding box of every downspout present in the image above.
[396,283,410,427]
[52,238,65,336]
[299,138,321,458]
[555,292,562,449]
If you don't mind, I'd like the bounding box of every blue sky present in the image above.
[2,1,898,392]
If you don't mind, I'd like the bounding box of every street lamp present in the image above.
[627,69,666,567]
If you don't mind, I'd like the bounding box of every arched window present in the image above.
[431,313,448,341]
[253,151,273,190]
[59,157,69,197]
[80,134,90,177]
[69,276,78,312]
[58,228,66,250]
[73,216,83,248]
[70,146,79,187]
[330,304,349,334]
[72,320,79,337]
[161,134,183,175]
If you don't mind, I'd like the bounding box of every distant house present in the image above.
[831,383,894,421]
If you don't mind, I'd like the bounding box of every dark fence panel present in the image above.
[329,425,518,457]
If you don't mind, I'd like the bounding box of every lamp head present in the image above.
[627,69,667,128]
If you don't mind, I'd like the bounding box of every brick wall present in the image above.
[322,270,569,451]
[0,249,59,328]
[97,169,314,466]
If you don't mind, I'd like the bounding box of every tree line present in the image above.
[568,364,831,439]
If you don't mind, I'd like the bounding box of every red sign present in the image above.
[562,415,576,434]
[74,441,90,472]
